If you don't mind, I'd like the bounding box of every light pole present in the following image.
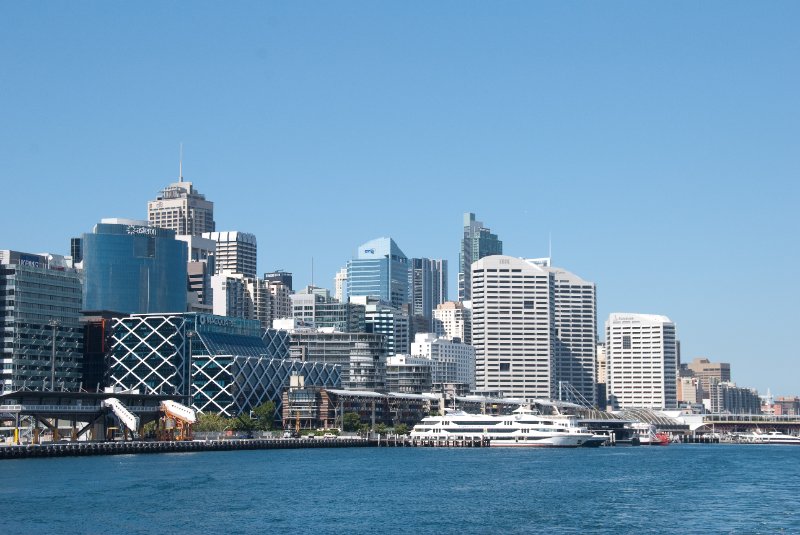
[186,330,196,406]
[48,319,60,392]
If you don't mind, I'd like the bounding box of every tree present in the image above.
[394,424,409,436]
[230,414,256,432]
[374,423,389,436]
[343,412,361,432]
[251,401,276,431]
[194,412,229,432]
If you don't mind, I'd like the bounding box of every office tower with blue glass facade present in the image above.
[81,219,188,314]
[346,237,409,309]
[459,212,502,301]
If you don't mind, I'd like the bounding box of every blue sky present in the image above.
[1,2,797,394]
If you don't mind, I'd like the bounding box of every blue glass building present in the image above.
[81,219,187,314]
[346,237,408,308]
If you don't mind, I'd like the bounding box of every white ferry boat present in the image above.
[410,406,597,448]
[738,431,800,445]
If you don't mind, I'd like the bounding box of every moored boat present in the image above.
[410,406,596,448]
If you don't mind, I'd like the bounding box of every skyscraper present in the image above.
[202,231,257,279]
[346,237,409,309]
[606,313,678,409]
[81,219,187,314]
[459,212,502,301]
[472,255,554,400]
[408,258,448,330]
[545,264,597,405]
[148,178,215,237]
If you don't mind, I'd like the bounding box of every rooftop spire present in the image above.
[179,143,184,182]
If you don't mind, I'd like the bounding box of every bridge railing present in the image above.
[704,414,800,424]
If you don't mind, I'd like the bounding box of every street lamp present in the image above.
[48,319,60,392]
[186,330,196,406]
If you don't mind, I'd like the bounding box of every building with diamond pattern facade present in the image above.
[107,312,340,418]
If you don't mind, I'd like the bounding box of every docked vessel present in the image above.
[410,406,597,447]
[738,431,800,445]
[630,423,670,446]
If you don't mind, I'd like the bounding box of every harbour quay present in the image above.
[0,437,371,460]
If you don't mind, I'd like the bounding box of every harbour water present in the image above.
[3,444,798,534]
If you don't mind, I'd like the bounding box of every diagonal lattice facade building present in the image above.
[107,313,339,418]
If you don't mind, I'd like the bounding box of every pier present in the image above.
[371,435,489,448]
[0,437,370,460]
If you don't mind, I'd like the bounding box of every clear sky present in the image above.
[1,2,797,395]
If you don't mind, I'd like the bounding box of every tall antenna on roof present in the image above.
[179,143,184,182]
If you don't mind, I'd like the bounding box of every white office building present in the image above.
[605,313,678,409]
[544,265,597,405]
[471,255,555,400]
[410,333,475,389]
[202,231,257,279]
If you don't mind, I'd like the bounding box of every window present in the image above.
[499,362,511,372]
[623,336,631,349]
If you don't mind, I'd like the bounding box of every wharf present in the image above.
[0,437,370,460]
[372,436,489,447]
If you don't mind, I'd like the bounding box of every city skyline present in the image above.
[1,3,797,394]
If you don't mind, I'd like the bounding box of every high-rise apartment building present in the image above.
[459,212,502,301]
[605,313,678,410]
[334,267,348,303]
[472,255,554,400]
[148,179,215,237]
[346,237,408,309]
[292,287,366,332]
[81,219,187,314]
[211,272,291,330]
[545,264,597,404]
[202,231,257,279]
[1,251,83,391]
[385,354,432,394]
[433,301,471,344]
[408,258,448,330]
[410,333,476,390]
[283,327,387,392]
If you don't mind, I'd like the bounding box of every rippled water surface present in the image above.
[3,444,798,534]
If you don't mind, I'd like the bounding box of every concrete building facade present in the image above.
[148,180,215,237]
[471,255,554,400]
[202,231,257,279]
[606,313,678,410]
[410,333,476,390]
[1,251,84,392]
[433,300,471,344]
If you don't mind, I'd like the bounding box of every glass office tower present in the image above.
[82,219,188,314]
[346,237,408,309]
